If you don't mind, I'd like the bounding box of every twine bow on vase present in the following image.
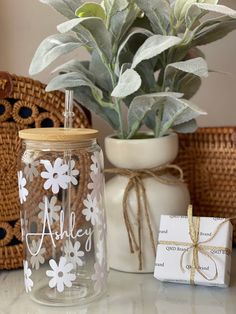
[105,165,184,270]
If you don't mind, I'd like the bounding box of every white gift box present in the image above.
[154,214,233,287]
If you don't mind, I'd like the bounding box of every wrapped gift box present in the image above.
[154,214,233,287]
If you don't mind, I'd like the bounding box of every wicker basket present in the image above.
[176,127,236,244]
[0,72,91,269]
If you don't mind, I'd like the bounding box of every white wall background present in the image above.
[0,0,236,142]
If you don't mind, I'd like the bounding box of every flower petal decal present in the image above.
[38,195,61,225]
[46,257,76,293]
[20,214,28,241]
[88,172,103,202]
[90,152,101,174]
[63,240,85,268]
[18,171,28,204]
[68,159,80,186]
[23,260,33,293]
[40,158,71,194]
[88,152,104,201]
[91,261,107,293]
[82,194,99,226]
[96,240,104,266]
[24,160,39,182]
[30,239,46,270]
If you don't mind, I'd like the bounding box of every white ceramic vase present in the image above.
[105,133,190,273]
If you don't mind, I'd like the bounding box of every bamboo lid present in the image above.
[19,128,99,142]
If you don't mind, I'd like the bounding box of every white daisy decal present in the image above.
[46,257,76,293]
[40,158,71,194]
[98,211,106,241]
[23,260,33,293]
[82,194,99,226]
[91,261,107,293]
[68,159,79,186]
[96,240,104,266]
[18,171,28,204]
[63,240,84,268]
[20,214,28,241]
[88,171,103,202]
[24,160,39,182]
[90,152,101,174]
[30,239,46,270]
[38,196,61,225]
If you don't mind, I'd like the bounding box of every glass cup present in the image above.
[18,128,107,306]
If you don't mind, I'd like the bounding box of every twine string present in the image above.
[105,165,184,270]
[159,206,233,284]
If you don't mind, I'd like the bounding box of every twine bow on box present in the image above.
[158,206,232,285]
[105,164,184,270]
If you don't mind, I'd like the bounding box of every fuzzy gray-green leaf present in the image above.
[75,2,106,21]
[165,57,208,83]
[160,98,207,136]
[74,87,120,130]
[52,59,94,82]
[193,17,236,46]
[136,0,170,35]
[108,1,140,45]
[40,0,82,19]
[111,69,142,98]
[57,17,112,61]
[178,74,202,99]
[29,34,82,75]
[127,92,183,138]
[132,35,182,69]
[89,50,113,92]
[116,27,153,75]
[173,119,198,133]
[46,72,103,100]
[188,3,236,20]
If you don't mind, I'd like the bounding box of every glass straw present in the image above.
[64,90,75,128]
[63,90,74,278]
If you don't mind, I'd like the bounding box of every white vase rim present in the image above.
[106,132,177,143]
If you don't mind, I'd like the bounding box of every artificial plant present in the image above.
[30,0,236,139]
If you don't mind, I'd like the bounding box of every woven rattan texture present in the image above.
[0,72,91,269]
[176,127,236,244]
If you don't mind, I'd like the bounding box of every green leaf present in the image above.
[136,60,157,92]
[102,0,128,25]
[165,57,208,83]
[40,0,82,19]
[188,3,236,20]
[111,69,141,98]
[160,97,207,136]
[104,0,128,12]
[193,17,236,46]
[46,72,103,100]
[52,59,94,82]
[173,119,198,133]
[89,50,113,92]
[75,2,106,21]
[57,17,112,61]
[136,0,170,35]
[174,0,218,22]
[127,92,183,138]
[107,1,140,45]
[115,27,153,75]
[74,87,120,130]
[29,34,82,75]
[132,35,182,68]
[178,74,202,99]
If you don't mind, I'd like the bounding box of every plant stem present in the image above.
[155,104,164,138]
[108,64,125,139]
